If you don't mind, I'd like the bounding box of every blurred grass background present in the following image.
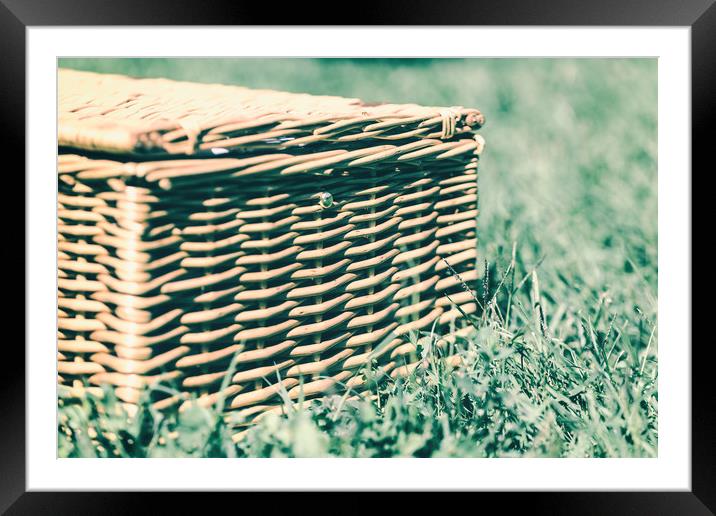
[57,59,657,457]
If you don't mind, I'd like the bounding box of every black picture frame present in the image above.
[3,1,709,513]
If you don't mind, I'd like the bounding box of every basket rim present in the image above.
[58,69,485,157]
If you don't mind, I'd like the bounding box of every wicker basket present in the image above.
[57,69,485,429]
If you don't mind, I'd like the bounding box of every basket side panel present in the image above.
[57,150,480,426]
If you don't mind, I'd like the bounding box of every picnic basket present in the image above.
[57,69,485,431]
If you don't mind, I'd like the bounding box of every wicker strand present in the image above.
[439,107,461,139]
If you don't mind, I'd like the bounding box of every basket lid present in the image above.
[59,69,484,157]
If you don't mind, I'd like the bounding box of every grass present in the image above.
[57,58,658,458]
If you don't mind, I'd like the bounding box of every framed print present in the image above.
[3,0,711,513]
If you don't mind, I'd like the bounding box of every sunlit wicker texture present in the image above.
[57,69,484,426]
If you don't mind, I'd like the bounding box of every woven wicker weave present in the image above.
[57,69,485,430]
